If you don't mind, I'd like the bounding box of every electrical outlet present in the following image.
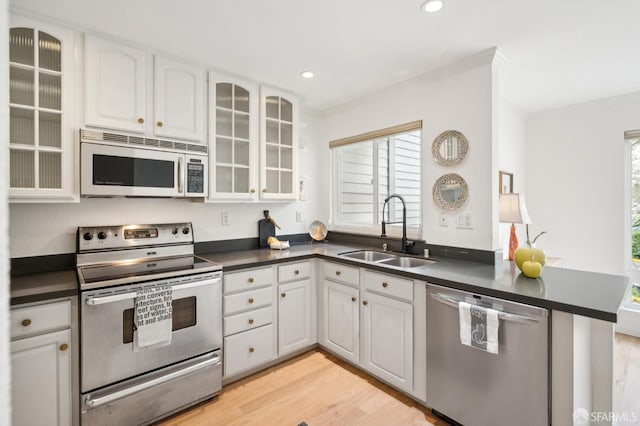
[221,212,230,226]
[296,211,303,222]
[457,213,473,229]
[439,214,448,227]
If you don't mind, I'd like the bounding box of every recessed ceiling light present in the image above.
[301,71,315,79]
[422,0,444,13]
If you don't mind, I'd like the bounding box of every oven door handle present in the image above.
[84,352,221,409]
[85,277,221,305]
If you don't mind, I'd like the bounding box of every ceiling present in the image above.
[11,0,640,113]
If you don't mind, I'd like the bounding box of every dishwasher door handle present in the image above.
[430,293,541,324]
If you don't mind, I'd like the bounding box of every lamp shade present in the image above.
[499,193,532,224]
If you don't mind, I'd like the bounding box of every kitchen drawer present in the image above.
[224,267,273,294]
[10,300,71,339]
[324,262,359,287]
[278,261,311,283]
[224,324,275,378]
[224,306,273,336]
[363,270,413,302]
[224,286,272,315]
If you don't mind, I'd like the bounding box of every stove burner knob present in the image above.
[83,232,94,241]
[182,227,190,235]
[98,232,107,240]
[172,228,179,235]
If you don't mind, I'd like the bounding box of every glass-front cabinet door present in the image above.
[259,87,298,200]
[208,72,259,200]
[9,16,75,202]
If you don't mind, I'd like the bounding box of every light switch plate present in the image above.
[221,212,230,226]
[296,211,303,222]
[457,213,473,229]
[439,214,448,227]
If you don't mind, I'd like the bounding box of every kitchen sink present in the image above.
[339,250,398,262]
[378,256,436,269]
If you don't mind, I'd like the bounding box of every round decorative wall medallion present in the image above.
[432,130,469,167]
[432,173,468,210]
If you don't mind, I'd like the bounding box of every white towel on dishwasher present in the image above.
[459,301,499,354]
[133,285,173,351]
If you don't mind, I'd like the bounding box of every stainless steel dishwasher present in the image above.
[426,284,549,426]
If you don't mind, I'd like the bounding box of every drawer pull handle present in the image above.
[382,282,388,288]
[336,271,341,276]
[21,319,31,327]
[248,319,254,325]
[363,300,368,306]
[250,189,256,193]
[248,298,254,304]
[248,278,254,283]
[157,121,164,127]
[281,293,286,298]
[262,189,267,193]
[294,270,300,275]
[249,347,255,353]
[137,117,144,124]
[351,296,356,302]
[59,343,69,352]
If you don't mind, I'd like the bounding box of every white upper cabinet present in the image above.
[259,86,298,200]
[209,71,259,200]
[85,36,205,143]
[84,34,146,133]
[154,56,204,141]
[9,15,75,202]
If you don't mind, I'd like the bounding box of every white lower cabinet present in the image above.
[224,324,276,378]
[10,300,72,426]
[320,263,419,398]
[361,291,413,392]
[278,279,312,356]
[322,279,359,363]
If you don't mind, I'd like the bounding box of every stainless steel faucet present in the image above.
[381,194,411,253]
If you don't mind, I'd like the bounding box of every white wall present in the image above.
[9,108,324,257]
[1,0,12,422]
[526,92,640,274]
[322,50,500,251]
[498,99,527,256]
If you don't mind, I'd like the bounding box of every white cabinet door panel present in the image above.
[154,56,204,141]
[278,279,311,355]
[11,329,71,426]
[323,280,359,363]
[362,291,413,392]
[85,35,146,132]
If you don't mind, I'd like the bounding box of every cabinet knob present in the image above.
[363,300,368,306]
[248,298,254,304]
[262,189,267,193]
[382,282,388,288]
[281,292,286,298]
[335,271,341,276]
[248,319,254,325]
[59,343,69,352]
[248,277,254,283]
[250,189,256,193]
[21,319,31,327]
[157,121,164,127]
[137,118,144,124]
[294,270,300,275]
[249,347,255,353]
[351,296,357,302]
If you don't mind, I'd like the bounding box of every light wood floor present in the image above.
[160,350,447,426]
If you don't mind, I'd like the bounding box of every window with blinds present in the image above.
[330,121,422,231]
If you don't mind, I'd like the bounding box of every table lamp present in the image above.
[499,193,532,260]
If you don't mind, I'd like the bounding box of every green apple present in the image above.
[514,247,547,270]
[522,260,543,278]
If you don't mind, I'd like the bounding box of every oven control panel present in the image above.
[77,223,194,252]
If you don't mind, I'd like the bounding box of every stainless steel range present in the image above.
[77,222,222,426]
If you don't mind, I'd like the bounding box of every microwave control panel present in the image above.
[187,159,204,194]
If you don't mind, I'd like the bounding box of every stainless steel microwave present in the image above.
[80,129,208,198]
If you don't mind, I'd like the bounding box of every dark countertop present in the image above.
[10,269,78,306]
[199,242,629,323]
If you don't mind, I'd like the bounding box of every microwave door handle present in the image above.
[178,156,184,194]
